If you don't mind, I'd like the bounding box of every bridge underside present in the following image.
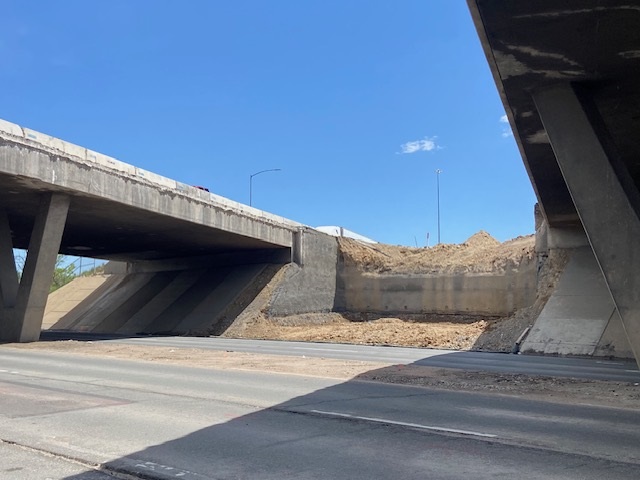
[469,0,640,365]
[0,171,289,263]
[0,126,297,343]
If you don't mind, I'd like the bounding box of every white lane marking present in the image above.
[596,361,624,365]
[134,461,201,478]
[311,410,496,438]
[625,370,640,373]
[292,347,359,353]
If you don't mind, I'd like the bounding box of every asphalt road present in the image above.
[41,331,640,381]
[1,346,639,479]
[0,441,113,480]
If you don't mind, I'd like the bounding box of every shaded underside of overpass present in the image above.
[468,0,640,366]
[1,170,288,261]
[0,128,298,261]
[468,0,640,226]
[0,120,308,342]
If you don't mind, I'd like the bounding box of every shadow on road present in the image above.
[48,353,640,479]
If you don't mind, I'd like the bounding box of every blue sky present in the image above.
[1,1,536,246]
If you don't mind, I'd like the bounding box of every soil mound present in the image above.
[339,232,534,275]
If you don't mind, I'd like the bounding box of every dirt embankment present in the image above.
[231,231,552,353]
[338,231,535,274]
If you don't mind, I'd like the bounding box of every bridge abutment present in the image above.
[1,193,69,342]
[533,83,640,366]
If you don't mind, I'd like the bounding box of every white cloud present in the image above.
[500,115,513,137]
[398,136,441,154]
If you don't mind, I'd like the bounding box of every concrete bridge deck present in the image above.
[0,118,302,261]
[0,119,315,342]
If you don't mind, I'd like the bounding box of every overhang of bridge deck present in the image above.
[468,0,640,227]
[0,132,296,262]
[0,172,287,261]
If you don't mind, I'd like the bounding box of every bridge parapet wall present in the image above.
[0,118,299,248]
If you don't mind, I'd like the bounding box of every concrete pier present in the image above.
[468,0,640,366]
[1,194,70,342]
[533,84,640,362]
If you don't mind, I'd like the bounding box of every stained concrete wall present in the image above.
[522,246,634,358]
[336,263,537,316]
[45,229,340,333]
[48,264,274,335]
[267,228,339,316]
[523,222,634,359]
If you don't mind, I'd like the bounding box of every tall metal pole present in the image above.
[249,168,281,206]
[435,169,442,244]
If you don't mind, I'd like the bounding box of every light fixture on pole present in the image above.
[249,168,281,206]
[435,169,443,244]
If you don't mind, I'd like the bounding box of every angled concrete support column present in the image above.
[533,84,640,366]
[6,194,70,342]
[0,209,19,311]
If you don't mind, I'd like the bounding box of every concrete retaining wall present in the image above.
[267,228,339,316]
[336,263,537,316]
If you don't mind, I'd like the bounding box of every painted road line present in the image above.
[292,347,360,353]
[310,410,497,438]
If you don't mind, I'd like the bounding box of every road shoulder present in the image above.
[3,340,639,410]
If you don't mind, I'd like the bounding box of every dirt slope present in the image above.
[339,231,534,274]
[230,232,545,352]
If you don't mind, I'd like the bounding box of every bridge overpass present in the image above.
[0,119,336,343]
[468,0,640,365]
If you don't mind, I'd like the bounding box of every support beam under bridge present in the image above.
[1,193,70,342]
[533,83,640,365]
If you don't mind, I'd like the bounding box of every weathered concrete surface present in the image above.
[45,229,339,335]
[48,266,272,335]
[4,194,70,342]
[0,118,310,342]
[468,1,640,366]
[337,267,536,317]
[594,311,635,359]
[0,118,301,261]
[523,247,633,358]
[467,1,640,229]
[42,275,112,329]
[116,269,211,334]
[526,224,633,358]
[267,229,339,316]
[533,84,640,363]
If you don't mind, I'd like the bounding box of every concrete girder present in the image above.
[533,83,640,366]
[1,193,70,342]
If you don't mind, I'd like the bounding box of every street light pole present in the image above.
[435,169,442,244]
[249,168,281,206]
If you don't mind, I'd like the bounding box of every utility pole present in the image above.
[435,169,442,244]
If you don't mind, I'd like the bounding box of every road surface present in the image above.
[41,331,640,381]
[1,345,639,479]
